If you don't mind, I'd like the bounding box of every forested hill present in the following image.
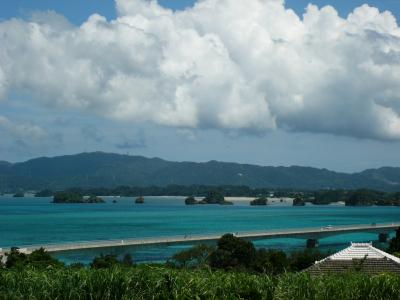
[0,152,400,191]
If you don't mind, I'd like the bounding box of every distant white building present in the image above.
[0,249,6,265]
[306,243,400,275]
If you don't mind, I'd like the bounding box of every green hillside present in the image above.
[0,152,399,191]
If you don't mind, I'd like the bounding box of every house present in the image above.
[0,249,6,265]
[306,242,400,275]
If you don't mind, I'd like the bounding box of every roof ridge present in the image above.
[351,242,373,246]
[315,243,400,264]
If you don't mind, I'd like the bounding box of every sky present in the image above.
[0,0,399,173]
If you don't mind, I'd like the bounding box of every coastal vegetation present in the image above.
[250,196,268,206]
[12,191,24,197]
[312,190,347,205]
[313,189,400,206]
[33,185,400,206]
[35,185,292,198]
[86,195,105,203]
[52,192,105,204]
[53,191,83,203]
[293,197,306,206]
[345,189,389,206]
[201,190,233,205]
[34,189,54,197]
[184,196,198,205]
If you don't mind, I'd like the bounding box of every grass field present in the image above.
[1,266,400,300]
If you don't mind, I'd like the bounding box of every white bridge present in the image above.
[2,222,399,254]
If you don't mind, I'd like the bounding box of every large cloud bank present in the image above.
[0,115,47,140]
[0,0,400,140]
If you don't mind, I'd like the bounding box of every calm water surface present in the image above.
[1,196,399,263]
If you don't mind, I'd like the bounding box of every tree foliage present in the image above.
[289,249,326,272]
[180,235,327,274]
[52,192,104,203]
[388,227,400,254]
[202,190,227,204]
[90,254,134,269]
[312,190,347,205]
[209,234,257,270]
[35,189,54,197]
[293,197,306,206]
[53,191,83,203]
[5,247,63,269]
[13,191,24,197]
[184,196,198,205]
[170,244,214,268]
[345,189,381,206]
[250,197,268,206]
[254,249,288,274]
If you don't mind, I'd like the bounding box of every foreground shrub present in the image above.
[388,228,400,253]
[206,234,325,274]
[289,249,326,272]
[91,254,134,269]
[1,266,400,300]
[5,247,63,270]
[169,244,214,268]
[254,249,288,275]
[209,234,256,270]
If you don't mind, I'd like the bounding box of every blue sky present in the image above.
[0,0,399,172]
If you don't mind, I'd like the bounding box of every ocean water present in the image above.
[1,196,399,264]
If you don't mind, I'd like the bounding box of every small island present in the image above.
[185,191,233,205]
[250,196,268,206]
[293,197,306,206]
[184,196,198,205]
[13,191,25,198]
[135,196,145,204]
[52,192,105,204]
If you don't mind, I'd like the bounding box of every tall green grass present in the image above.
[1,266,400,300]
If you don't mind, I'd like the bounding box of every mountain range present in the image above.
[0,152,400,191]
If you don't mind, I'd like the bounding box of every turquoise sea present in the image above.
[1,196,400,264]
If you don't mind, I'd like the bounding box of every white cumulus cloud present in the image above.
[0,0,399,140]
[0,116,47,140]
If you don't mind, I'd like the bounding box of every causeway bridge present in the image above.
[2,222,399,254]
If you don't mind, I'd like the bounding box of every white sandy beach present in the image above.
[105,195,296,205]
[195,196,295,205]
